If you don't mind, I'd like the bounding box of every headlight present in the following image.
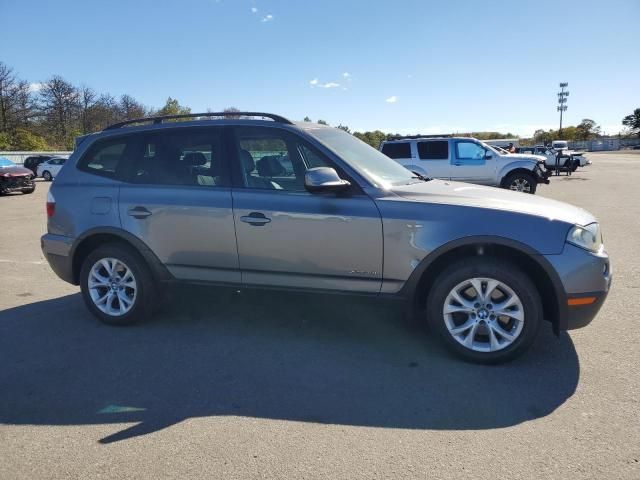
[567,223,602,252]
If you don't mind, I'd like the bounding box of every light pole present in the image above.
[557,82,569,137]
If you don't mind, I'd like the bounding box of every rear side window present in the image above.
[78,139,128,178]
[130,129,226,187]
[418,141,449,160]
[381,142,411,159]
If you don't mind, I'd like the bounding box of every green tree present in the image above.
[337,124,350,133]
[622,108,640,137]
[0,131,11,150]
[155,97,191,117]
[303,116,311,122]
[317,119,328,125]
[575,118,600,140]
[11,128,48,150]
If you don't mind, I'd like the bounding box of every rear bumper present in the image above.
[41,233,76,284]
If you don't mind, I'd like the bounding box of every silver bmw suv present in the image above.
[41,112,611,363]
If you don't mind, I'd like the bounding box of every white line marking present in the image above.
[0,258,45,265]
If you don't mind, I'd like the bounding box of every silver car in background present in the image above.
[41,112,611,363]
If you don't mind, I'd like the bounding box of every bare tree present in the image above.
[119,94,146,121]
[39,76,81,145]
[0,62,35,132]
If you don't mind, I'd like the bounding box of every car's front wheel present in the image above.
[42,171,52,181]
[79,244,156,325]
[21,186,35,194]
[426,257,542,364]
[504,171,537,194]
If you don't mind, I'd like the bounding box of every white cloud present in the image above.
[342,72,351,78]
[261,14,273,22]
[251,7,258,13]
[385,95,397,103]
[29,82,43,92]
[319,82,340,89]
[309,78,319,86]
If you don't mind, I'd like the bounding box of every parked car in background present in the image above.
[37,157,67,181]
[380,136,550,194]
[0,157,36,195]
[41,112,611,364]
[23,155,56,175]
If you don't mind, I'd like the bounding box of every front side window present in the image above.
[418,141,449,160]
[130,129,225,187]
[456,141,486,160]
[235,128,331,191]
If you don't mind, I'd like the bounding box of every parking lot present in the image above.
[1,151,639,479]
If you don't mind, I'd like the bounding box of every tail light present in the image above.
[46,191,55,217]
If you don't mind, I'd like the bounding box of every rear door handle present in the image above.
[127,206,152,219]
[240,212,271,226]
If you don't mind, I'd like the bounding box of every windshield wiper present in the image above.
[410,171,432,182]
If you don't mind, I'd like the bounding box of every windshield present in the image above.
[307,128,417,188]
[0,158,16,167]
[480,142,504,155]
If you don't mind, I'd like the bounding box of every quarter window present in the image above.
[78,140,127,177]
[381,142,411,159]
[418,141,449,160]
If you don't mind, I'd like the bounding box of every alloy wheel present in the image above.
[88,257,137,316]
[509,178,531,193]
[442,277,525,352]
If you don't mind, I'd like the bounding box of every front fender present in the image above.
[497,160,538,182]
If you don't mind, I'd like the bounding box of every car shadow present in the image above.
[0,288,580,444]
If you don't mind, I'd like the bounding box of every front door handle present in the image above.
[127,206,152,219]
[240,212,271,226]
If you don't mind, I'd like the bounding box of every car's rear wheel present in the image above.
[504,171,537,194]
[79,244,156,325]
[426,257,542,364]
[42,171,52,181]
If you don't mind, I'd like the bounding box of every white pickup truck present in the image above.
[380,136,550,194]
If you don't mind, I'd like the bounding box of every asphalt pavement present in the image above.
[0,151,638,479]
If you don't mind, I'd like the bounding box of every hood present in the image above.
[501,153,546,162]
[0,165,33,176]
[390,179,596,226]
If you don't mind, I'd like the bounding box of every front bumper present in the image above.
[0,176,35,192]
[535,164,551,184]
[41,233,76,284]
[544,243,612,331]
[565,291,609,330]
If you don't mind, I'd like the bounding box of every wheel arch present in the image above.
[402,236,567,334]
[71,227,172,285]
[499,167,537,187]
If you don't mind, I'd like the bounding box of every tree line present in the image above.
[1,60,638,152]
[0,61,191,150]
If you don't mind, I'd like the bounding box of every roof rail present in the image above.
[104,111,294,130]
[386,134,456,141]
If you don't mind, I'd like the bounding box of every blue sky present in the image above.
[1,0,637,136]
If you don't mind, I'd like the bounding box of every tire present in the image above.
[79,243,156,325]
[21,186,35,194]
[503,171,537,194]
[42,171,52,181]
[426,257,542,364]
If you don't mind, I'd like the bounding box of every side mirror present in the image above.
[304,167,351,194]
[484,151,493,159]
